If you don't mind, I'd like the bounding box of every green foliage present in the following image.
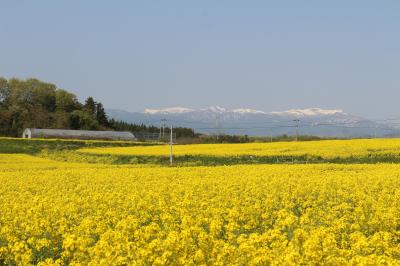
[95,102,109,127]
[84,97,96,117]
[70,110,99,130]
[55,89,80,112]
[0,77,10,106]
[109,119,196,138]
[0,137,153,154]
[0,77,109,136]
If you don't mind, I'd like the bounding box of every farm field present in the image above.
[4,1,399,265]
[78,138,400,157]
[78,139,400,165]
[1,138,400,265]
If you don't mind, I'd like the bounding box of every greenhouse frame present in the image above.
[22,128,137,141]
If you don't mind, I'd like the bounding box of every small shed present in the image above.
[22,128,136,141]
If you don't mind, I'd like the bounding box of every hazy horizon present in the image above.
[1,1,399,119]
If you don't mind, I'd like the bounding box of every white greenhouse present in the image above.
[22,128,136,141]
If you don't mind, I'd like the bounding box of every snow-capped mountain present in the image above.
[270,108,344,117]
[144,107,195,114]
[232,108,267,114]
[107,107,400,137]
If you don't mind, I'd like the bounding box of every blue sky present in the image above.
[1,1,399,118]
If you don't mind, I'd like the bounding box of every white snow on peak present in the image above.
[143,106,345,117]
[202,106,227,113]
[232,108,266,114]
[270,108,344,116]
[144,107,194,114]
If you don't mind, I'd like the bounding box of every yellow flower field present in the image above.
[78,138,400,159]
[1,154,400,265]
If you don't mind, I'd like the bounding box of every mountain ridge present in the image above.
[107,107,399,137]
[142,106,345,116]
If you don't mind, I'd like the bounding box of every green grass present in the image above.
[40,150,400,166]
[0,137,156,155]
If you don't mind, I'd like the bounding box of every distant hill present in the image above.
[107,107,400,137]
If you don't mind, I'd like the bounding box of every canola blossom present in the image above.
[78,138,400,159]
[1,154,400,265]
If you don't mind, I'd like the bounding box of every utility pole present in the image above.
[159,120,162,139]
[160,118,167,139]
[293,119,300,141]
[170,125,173,165]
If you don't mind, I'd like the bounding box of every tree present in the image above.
[0,109,12,136]
[27,78,57,112]
[8,78,34,108]
[0,77,10,106]
[70,110,99,130]
[96,102,109,127]
[53,112,70,129]
[56,90,80,112]
[84,97,96,117]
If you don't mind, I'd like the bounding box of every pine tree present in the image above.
[96,102,109,127]
[84,97,96,117]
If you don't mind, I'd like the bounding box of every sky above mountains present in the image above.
[1,1,399,119]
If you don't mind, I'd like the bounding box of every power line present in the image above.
[127,115,400,137]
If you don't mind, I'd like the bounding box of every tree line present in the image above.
[109,120,195,138]
[0,77,195,138]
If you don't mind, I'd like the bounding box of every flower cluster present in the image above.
[78,138,400,159]
[1,154,400,264]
